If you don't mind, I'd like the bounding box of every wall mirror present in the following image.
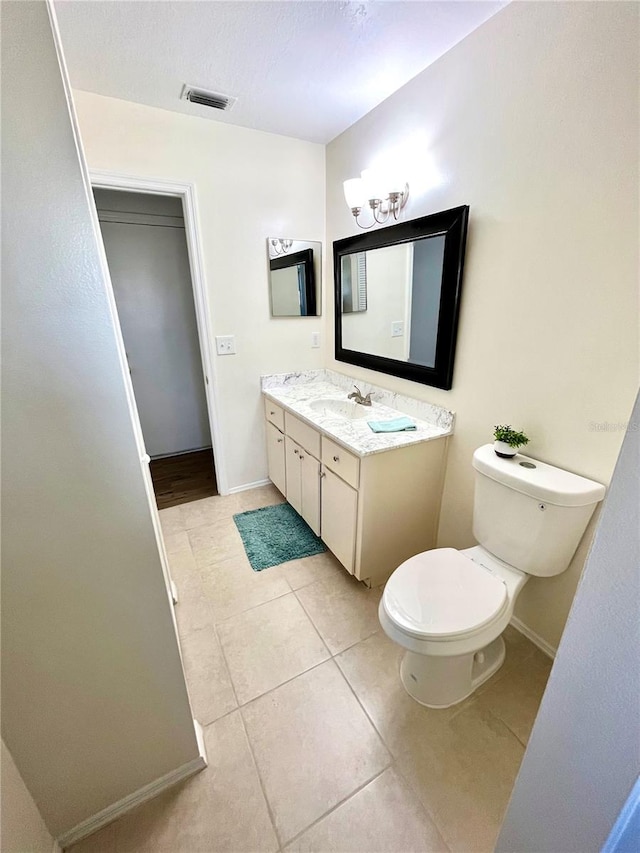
[267,238,322,317]
[334,206,469,389]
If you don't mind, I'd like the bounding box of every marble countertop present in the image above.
[261,369,454,458]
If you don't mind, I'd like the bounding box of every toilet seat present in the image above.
[382,547,508,640]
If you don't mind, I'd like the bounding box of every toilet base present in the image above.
[399,635,506,709]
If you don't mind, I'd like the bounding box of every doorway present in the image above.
[94,187,218,509]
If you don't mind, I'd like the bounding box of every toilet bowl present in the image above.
[379,545,527,708]
[379,444,606,709]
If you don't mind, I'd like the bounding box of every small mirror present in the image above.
[267,238,322,317]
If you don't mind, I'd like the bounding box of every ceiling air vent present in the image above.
[180,84,237,112]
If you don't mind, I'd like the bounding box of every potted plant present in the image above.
[493,424,529,458]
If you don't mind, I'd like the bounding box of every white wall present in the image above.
[497,393,640,851]
[1,1,199,838]
[1,741,55,853]
[73,90,326,491]
[325,0,639,651]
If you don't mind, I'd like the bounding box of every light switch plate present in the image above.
[311,332,320,348]
[391,321,404,338]
[215,335,236,355]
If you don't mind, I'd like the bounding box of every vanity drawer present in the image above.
[285,413,321,459]
[322,437,360,489]
[264,399,285,432]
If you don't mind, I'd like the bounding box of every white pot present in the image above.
[494,440,517,458]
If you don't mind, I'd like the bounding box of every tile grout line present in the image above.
[390,759,454,853]
[177,574,353,715]
[236,706,285,852]
[328,636,457,849]
[209,648,396,850]
[190,554,361,636]
[328,625,381,658]
[292,578,381,658]
[278,764,392,850]
[290,586,335,659]
[331,648,394,760]
[234,656,334,711]
[213,580,307,631]
[447,687,531,750]
[213,622,283,852]
[212,621,241,710]
[193,561,293,622]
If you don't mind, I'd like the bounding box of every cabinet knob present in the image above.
[320,471,326,478]
[277,438,283,443]
[299,455,305,460]
[333,455,340,462]
[294,448,299,455]
[270,410,275,415]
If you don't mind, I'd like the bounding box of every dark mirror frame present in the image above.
[334,205,469,390]
[270,248,317,316]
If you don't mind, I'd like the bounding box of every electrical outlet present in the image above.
[391,321,404,338]
[215,335,236,355]
[311,332,320,349]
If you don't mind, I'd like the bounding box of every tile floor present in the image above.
[70,484,552,853]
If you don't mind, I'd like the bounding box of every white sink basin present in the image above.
[308,399,371,420]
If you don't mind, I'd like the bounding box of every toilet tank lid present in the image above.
[472,445,606,507]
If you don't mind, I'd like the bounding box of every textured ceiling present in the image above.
[55,0,506,144]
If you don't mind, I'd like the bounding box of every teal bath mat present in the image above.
[233,502,326,572]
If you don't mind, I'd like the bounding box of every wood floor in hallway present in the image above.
[150,448,217,509]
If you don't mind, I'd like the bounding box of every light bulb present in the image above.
[343,178,365,210]
[385,172,406,196]
[360,169,387,202]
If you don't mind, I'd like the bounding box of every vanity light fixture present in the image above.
[269,238,293,255]
[343,169,409,229]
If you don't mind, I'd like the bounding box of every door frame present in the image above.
[90,169,228,494]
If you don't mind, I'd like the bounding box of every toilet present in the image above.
[379,444,606,709]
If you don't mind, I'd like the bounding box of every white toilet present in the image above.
[379,444,606,709]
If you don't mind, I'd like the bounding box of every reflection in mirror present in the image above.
[341,235,445,367]
[334,206,469,390]
[267,238,322,317]
[341,253,367,313]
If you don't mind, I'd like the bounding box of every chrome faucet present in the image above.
[348,385,372,406]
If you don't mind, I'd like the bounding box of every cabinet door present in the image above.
[266,421,286,495]
[300,452,320,536]
[285,436,302,515]
[321,466,358,574]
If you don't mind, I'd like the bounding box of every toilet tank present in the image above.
[472,445,606,576]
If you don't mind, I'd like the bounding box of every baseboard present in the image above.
[150,446,212,461]
[57,719,208,850]
[227,478,271,495]
[510,616,557,659]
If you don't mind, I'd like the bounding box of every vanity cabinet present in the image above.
[285,436,320,536]
[264,396,447,587]
[265,421,286,495]
[320,467,358,574]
